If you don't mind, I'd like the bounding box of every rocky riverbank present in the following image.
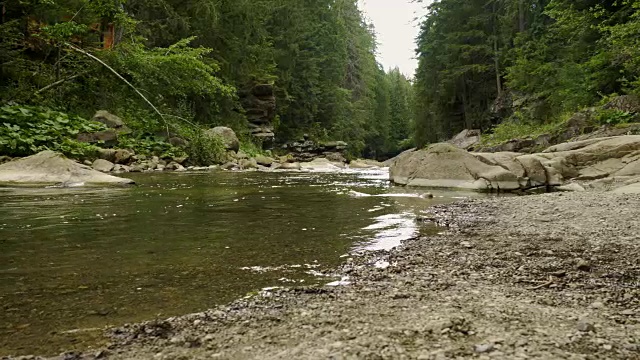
[11,192,638,360]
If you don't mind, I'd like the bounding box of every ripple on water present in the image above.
[0,168,482,357]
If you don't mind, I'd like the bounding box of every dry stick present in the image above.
[36,72,86,95]
[65,43,171,138]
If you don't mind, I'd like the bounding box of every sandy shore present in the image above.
[12,192,640,360]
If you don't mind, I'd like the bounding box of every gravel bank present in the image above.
[16,193,640,359]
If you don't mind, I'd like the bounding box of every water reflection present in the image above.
[0,168,481,356]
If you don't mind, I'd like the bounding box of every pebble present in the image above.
[475,343,494,353]
[576,259,591,271]
[461,241,473,249]
[576,319,596,333]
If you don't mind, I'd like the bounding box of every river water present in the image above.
[0,168,485,356]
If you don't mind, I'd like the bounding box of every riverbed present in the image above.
[0,168,486,356]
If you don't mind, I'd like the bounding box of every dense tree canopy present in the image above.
[414,0,640,146]
[0,0,414,159]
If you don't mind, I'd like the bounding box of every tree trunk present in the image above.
[493,1,502,97]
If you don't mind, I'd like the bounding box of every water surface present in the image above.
[0,169,484,356]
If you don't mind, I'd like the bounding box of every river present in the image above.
[0,168,486,356]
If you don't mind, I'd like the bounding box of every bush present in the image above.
[117,135,187,159]
[594,109,636,126]
[0,104,104,158]
[186,128,227,166]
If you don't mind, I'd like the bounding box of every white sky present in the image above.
[359,0,430,77]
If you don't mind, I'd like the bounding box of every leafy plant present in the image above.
[117,135,187,159]
[594,109,636,126]
[0,104,105,158]
[185,129,226,166]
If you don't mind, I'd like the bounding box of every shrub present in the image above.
[117,135,187,159]
[0,104,104,158]
[186,128,226,166]
[594,109,636,126]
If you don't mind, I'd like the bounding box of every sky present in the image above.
[359,0,429,77]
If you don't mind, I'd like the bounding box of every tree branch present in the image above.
[35,72,87,95]
[64,43,171,137]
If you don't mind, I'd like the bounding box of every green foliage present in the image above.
[185,129,226,166]
[117,135,186,159]
[2,0,413,160]
[240,141,266,159]
[594,109,636,126]
[414,0,640,145]
[0,104,104,158]
[480,119,562,147]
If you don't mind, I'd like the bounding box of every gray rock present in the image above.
[93,110,126,129]
[0,151,133,186]
[576,319,596,333]
[474,343,494,353]
[166,162,186,172]
[255,155,275,167]
[205,127,240,152]
[239,158,258,169]
[450,129,482,150]
[279,162,301,170]
[112,164,131,173]
[576,259,591,271]
[92,159,115,173]
[556,183,586,192]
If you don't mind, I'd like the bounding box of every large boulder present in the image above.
[390,144,520,191]
[0,151,134,186]
[390,135,640,192]
[205,127,240,152]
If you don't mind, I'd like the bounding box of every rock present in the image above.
[239,158,258,169]
[77,129,118,146]
[112,164,131,173]
[168,137,189,148]
[449,129,481,150]
[612,182,640,194]
[474,344,494,353]
[576,259,591,271]
[576,319,596,333]
[325,152,347,163]
[392,135,640,192]
[92,110,126,129]
[172,155,188,165]
[92,159,115,173]
[221,162,238,170]
[603,95,640,113]
[98,149,134,165]
[350,159,384,169]
[283,139,349,162]
[279,162,301,170]
[300,158,342,172]
[205,127,240,152]
[255,155,274,167]
[0,151,133,186]
[556,183,585,192]
[165,162,186,172]
[0,155,12,164]
[390,144,520,191]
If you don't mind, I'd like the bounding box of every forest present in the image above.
[414,0,640,146]
[0,0,414,162]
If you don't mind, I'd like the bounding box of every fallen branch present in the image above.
[35,72,87,95]
[64,43,170,137]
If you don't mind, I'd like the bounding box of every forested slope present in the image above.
[414,0,640,146]
[0,0,413,160]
